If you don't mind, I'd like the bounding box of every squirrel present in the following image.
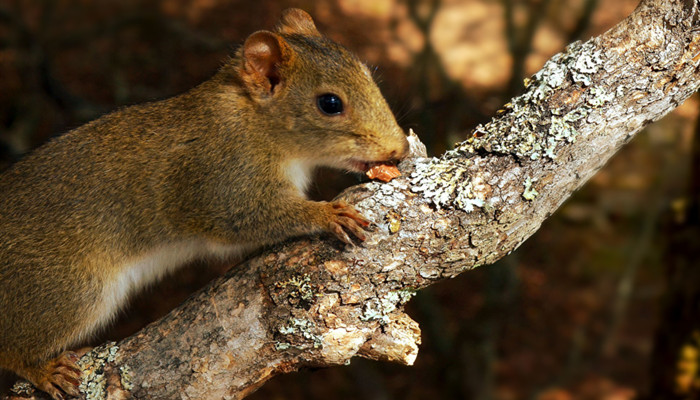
[0,8,408,400]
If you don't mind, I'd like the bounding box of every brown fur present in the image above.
[0,9,407,399]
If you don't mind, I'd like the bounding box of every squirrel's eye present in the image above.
[317,93,344,115]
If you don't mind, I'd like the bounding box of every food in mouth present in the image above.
[366,164,401,182]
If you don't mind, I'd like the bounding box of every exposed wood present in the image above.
[4,0,700,398]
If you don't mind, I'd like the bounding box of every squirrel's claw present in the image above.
[35,351,82,400]
[329,221,355,245]
[331,201,370,226]
[327,201,370,244]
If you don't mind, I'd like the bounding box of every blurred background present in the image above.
[1,0,699,399]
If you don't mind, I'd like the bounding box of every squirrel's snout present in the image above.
[389,136,410,161]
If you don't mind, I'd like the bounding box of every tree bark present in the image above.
[5,0,700,399]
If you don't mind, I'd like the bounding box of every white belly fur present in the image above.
[95,239,246,331]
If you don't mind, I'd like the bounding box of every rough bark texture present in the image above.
[5,0,700,399]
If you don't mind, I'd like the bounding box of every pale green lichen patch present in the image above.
[275,274,316,304]
[392,289,417,303]
[571,44,603,85]
[277,318,323,349]
[522,177,539,200]
[410,157,484,212]
[410,40,617,210]
[274,342,291,351]
[360,290,416,325]
[587,86,617,106]
[10,381,34,395]
[460,40,606,161]
[545,107,591,158]
[119,365,133,391]
[77,342,120,400]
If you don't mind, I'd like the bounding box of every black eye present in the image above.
[317,93,344,115]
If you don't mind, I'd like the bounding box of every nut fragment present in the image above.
[367,164,401,182]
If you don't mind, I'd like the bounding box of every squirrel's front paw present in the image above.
[325,200,370,244]
[32,351,82,400]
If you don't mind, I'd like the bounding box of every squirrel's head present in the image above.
[236,8,409,173]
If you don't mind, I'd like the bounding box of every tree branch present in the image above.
[5,0,700,398]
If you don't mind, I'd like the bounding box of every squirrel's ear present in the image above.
[275,8,321,37]
[240,31,291,96]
